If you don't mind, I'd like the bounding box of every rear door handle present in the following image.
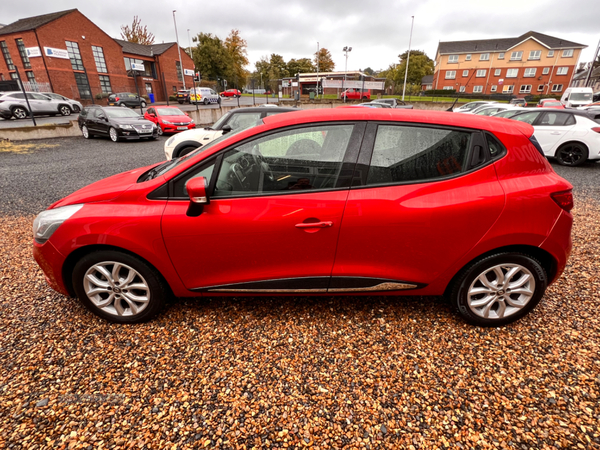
[295,221,333,229]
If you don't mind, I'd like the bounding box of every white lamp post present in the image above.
[343,46,352,102]
[402,16,414,101]
[173,10,185,90]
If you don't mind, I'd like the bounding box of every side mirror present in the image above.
[221,124,232,135]
[147,113,155,118]
[186,177,209,217]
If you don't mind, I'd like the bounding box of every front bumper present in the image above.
[160,123,195,134]
[33,240,70,296]
[117,128,159,139]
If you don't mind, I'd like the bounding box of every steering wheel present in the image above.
[252,151,274,182]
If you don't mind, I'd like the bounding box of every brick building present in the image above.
[433,31,586,97]
[0,9,194,102]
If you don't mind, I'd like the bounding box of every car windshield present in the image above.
[571,93,592,101]
[156,108,185,116]
[543,101,561,106]
[105,109,142,118]
[211,112,232,130]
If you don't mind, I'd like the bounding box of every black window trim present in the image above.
[164,121,366,201]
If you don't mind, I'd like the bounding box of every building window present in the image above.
[542,67,550,75]
[25,71,36,84]
[547,50,555,57]
[445,70,456,79]
[66,41,84,71]
[524,68,537,77]
[442,86,454,90]
[0,41,15,71]
[73,72,91,99]
[459,86,465,92]
[528,50,541,60]
[473,86,483,93]
[173,85,177,93]
[503,85,514,93]
[462,70,469,77]
[465,54,471,61]
[556,67,568,75]
[537,85,544,92]
[15,39,31,69]
[562,49,573,57]
[506,68,518,78]
[491,85,497,92]
[92,46,107,73]
[480,53,490,61]
[476,69,486,77]
[0,74,4,81]
[498,52,505,60]
[10,72,18,80]
[494,69,501,76]
[176,61,183,81]
[510,51,523,61]
[519,85,532,93]
[448,55,458,63]
[124,57,156,78]
[551,84,563,92]
[99,75,112,93]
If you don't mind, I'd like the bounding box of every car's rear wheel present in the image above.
[12,106,28,119]
[141,101,147,108]
[72,105,81,113]
[59,105,72,116]
[449,253,547,327]
[109,127,119,142]
[72,250,167,324]
[203,98,210,105]
[555,142,588,166]
[81,125,93,139]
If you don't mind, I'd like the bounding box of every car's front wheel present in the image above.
[109,127,119,142]
[177,144,201,158]
[157,126,163,136]
[449,253,547,327]
[72,250,167,323]
[555,142,588,166]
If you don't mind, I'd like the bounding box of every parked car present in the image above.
[107,92,147,108]
[537,99,565,109]
[453,101,497,113]
[176,90,190,104]
[220,89,242,98]
[340,89,371,100]
[78,105,158,142]
[371,98,399,108]
[144,106,195,135]
[189,87,220,105]
[501,108,600,166]
[492,109,531,119]
[0,91,73,119]
[353,102,392,108]
[509,98,528,107]
[164,106,298,159]
[593,92,600,103]
[33,108,573,327]
[40,92,83,113]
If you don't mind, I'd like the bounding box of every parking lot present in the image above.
[1,137,599,448]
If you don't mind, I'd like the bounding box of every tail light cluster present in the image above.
[591,127,600,133]
[115,97,120,102]
[551,189,574,212]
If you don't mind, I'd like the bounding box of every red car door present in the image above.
[161,122,362,292]
[331,123,505,292]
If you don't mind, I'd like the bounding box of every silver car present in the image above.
[40,92,83,113]
[0,91,73,120]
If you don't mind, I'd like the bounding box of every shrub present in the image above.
[168,95,177,101]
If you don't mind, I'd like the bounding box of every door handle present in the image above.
[551,132,562,135]
[295,221,333,229]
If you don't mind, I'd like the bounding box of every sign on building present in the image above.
[131,63,145,71]
[26,47,41,58]
[184,69,194,76]
[43,47,69,59]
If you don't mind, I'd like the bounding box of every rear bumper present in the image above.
[540,209,573,284]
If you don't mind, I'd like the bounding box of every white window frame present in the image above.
[519,85,532,93]
[473,85,483,93]
[490,85,497,92]
[479,53,490,61]
[547,50,555,57]
[475,69,486,77]
[556,67,568,75]
[498,52,505,60]
[537,85,544,92]
[524,68,536,78]
[528,50,541,60]
[459,86,465,92]
[494,69,501,76]
[551,84,563,92]
[445,70,456,79]
[510,51,523,61]
[442,86,454,90]
[462,70,469,77]
[562,49,573,57]
[506,69,518,78]
[542,67,550,75]
[465,54,471,61]
[503,85,514,93]
[448,55,458,63]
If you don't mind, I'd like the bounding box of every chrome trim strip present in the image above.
[327,282,418,293]
[208,288,327,293]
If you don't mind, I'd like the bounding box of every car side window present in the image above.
[511,111,541,124]
[366,125,473,185]
[147,108,155,115]
[176,161,216,198]
[226,113,262,131]
[212,124,354,198]
[538,112,575,126]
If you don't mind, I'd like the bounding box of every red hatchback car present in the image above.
[144,106,195,135]
[33,109,573,326]
[220,89,242,98]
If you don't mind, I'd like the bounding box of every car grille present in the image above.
[170,122,189,126]
[133,124,153,133]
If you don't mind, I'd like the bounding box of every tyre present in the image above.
[141,101,147,108]
[59,105,72,116]
[72,105,81,113]
[449,253,547,327]
[109,127,120,142]
[178,101,183,104]
[555,142,588,166]
[203,98,210,105]
[81,125,93,139]
[362,96,368,100]
[177,145,200,158]
[217,98,221,105]
[12,106,28,119]
[157,126,163,136]
[72,250,167,323]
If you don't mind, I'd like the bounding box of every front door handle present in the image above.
[295,221,333,229]
[551,131,562,135]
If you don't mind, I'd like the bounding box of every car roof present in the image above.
[507,107,600,123]
[261,108,534,136]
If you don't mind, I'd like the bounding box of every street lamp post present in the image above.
[172,10,186,90]
[343,46,352,102]
[402,16,414,102]
[316,42,320,99]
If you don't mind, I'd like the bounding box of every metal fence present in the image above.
[15,81,52,93]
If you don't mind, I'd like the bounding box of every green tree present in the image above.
[224,29,249,89]
[383,50,434,94]
[314,48,335,72]
[363,67,375,76]
[120,16,155,45]
[287,58,315,77]
[192,33,232,85]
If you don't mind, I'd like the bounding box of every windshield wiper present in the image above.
[140,160,177,182]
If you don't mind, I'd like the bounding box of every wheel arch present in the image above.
[443,244,557,299]
[555,139,589,155]
[173,140,202,158]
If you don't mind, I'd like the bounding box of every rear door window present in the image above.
[537,112,575,126]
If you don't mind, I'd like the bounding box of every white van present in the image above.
[189,87,221,105]
[560,87,593,108]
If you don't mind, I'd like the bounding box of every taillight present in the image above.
[115,97,120,101]
[551,189,574,212]
[592,127,600,133]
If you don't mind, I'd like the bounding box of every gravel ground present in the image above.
[1,139,599,449]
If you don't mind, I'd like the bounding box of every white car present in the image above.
[40,92,83,113]
[505,108,600,166]
[163,106,299,159]
[453,101,497,113]
[470,104,521,116]
[0,91,74,119]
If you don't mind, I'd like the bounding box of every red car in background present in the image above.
[340,89,371,100]
[220,89,242,98]
[537,99,565,109]
[144,106,195,135]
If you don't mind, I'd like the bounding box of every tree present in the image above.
[314,48,334,72]
[383,50,434,94]
[363,67,375,76]
[120,16,155,45]
[225,29,249,89]
[192,33,232,85]
[287,58,315,77]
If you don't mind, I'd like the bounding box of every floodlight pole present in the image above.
[173,10,186,90]
[316,42,320,99]
[343,46,352,102]
[402,15,414,102]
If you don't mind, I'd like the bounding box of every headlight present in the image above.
[120,124,134,130]
[33,204,84,244]
[189,120,195,124]
[162,120,173,125]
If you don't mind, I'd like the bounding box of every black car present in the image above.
[176,90,190,104]
[78,106,158,142]
[107,92,147,108]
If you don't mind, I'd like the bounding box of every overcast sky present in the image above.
[3,0,599,72]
